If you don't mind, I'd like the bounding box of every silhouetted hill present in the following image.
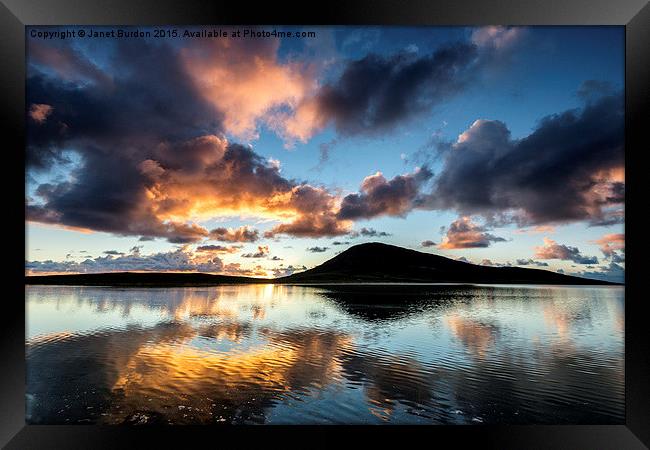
[277,242,617,285]
[26,243,618,286]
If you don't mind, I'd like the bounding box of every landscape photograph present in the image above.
[25,25,624,425]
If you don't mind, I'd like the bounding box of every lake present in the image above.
[25,284,624,425]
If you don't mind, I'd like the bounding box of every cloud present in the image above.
[288,30,524,142]
[180,34,319,143]
[289,42,480,139]
[438,217,506,249]
[241,245,270,258]
[28,28,518,151]
[316,138,338,167]
[515,225,556,234]
[577,80,615,101]
[195,244,241,254]
[103,250,125,256]
[515,258,549,267]
[264,184,352,238]
[405,44,419,54]
[26,37,354,241]
[305,82,624,230]
[352,227,392,238]
[575,261,624,284]
[341,28,381,53]
[331,241,350,246]
[26,38,220,170]
[306,246,328,253]
[27,129,350,241]
[28,103,53,123]
[220,263,268,277]
[26,38,222,241]
[426,88,624,227]
[592,233,625,258]
[209,226,259,243]
[271,264,307,278]
[26,247,224,274]
[338,167,433,220]
[534,238,598,264]
[26,34,623,247]
[479,259,513,267]
[471,26,522,51]
[421,240,437,247]
[28,40,113,86]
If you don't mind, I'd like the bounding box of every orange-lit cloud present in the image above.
[195,244,242,254]
[592,233,625,258]
[26,38,350,242]
[139,139,351,239]
[534,237,598,264]
[264,184,352,238]
[28,132,353,241]
[221,263,271,278]
[181,36,319,143]
[209,226,259,243]
[276,97,327,144]
[438,217,506,249]
[28,103,53,123]
[241,245,270,258]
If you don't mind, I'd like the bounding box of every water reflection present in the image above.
[26,284,624,424]
[445,315,499,359]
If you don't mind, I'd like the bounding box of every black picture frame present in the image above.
[2,0,648,448]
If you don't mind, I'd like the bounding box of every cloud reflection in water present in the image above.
[26,284,624,424]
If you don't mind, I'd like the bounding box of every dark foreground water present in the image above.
[26,284,624,425]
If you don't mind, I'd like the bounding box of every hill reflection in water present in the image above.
[26,284,624,425]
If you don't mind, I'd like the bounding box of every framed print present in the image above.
[2,0,648,448]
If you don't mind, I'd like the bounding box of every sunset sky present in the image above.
[25,26,625,282]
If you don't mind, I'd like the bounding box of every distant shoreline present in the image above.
[24,274,622,288]
[24,282,623,288]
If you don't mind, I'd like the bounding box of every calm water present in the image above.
[26,284,624,425]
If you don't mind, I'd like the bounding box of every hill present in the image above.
[276,242,616,285]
